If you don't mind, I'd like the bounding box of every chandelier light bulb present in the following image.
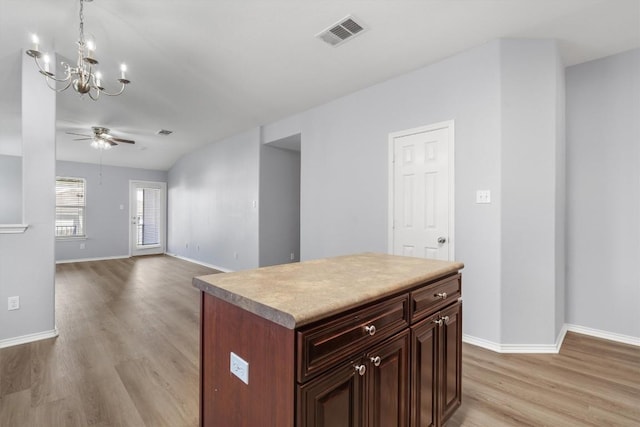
[31,34,40,51]
[120,63,127,79]
[95,71,102,87]
[86,40,96,55]
[43,54,50,72]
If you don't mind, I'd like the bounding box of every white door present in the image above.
[388,121,454,260]
[130,181,166,256]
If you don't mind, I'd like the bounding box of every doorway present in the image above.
[388,121,455,261]
[130,180,166,256]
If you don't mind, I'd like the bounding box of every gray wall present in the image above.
[566,49,640,338]
[259,143,301,267]
[167,128,260,271]
[0,154,22,223]
[263,40,506,343]
[499,40,565,345]
[55,161,167,262]
[0,51,56,344]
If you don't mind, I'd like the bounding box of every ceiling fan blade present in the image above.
[108,140,118,146]
[110,137,135,144]
[66,132,92,137]
[73,138,93,141]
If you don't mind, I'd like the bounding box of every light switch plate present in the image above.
[230,352,249,385]
[8,296,19,311]
[476,190,491,204]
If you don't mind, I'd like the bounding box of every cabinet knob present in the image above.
[441,315,450,325]
[354,364,367,376]
[370,356,381,367]
[364,325,376,336]
[438,237,447,244]
[433,318,443,326]
[435,292,448,299]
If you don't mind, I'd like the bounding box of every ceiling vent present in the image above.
[156,129,173,136]
[316,15,367,47]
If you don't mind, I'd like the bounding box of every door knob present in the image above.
[437,237,446,244]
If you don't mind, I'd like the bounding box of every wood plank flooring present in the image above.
[0,255,638,426]
[0,255,217,427]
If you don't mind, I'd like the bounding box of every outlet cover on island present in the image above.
[230,352,249,384]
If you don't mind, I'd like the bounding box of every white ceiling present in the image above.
[1,0,638,170]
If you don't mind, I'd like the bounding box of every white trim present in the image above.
[0,328,58,349]
[0,224,29,233]
[463,323,640,353]
[566,324,640,347]
[56,255,130,264]
[165,252,233,273]
[129,180,167,257]
[463,324,567,354]
[387,120,455,260]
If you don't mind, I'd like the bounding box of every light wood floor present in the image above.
[0,256,638,426]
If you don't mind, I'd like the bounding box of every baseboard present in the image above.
[0,328,59,349]
[565,324,640,347]
[463,324,567,354]
[165,252,233,273]
[463,322,640,353]
[56,255,130,264]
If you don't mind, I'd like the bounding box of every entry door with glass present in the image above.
[130,181,166,256]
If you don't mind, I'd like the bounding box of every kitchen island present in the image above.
[193,252,464,427]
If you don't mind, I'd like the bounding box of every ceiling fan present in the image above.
[66,126,135,149]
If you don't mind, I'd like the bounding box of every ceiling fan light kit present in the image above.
[25,0,130,101]
[66,126,135,150]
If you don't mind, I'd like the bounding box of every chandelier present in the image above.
[25,0,130,100]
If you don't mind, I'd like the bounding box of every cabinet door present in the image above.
[365,331,410,427]
[298,361,364,427]
[440,301,462,424]
[410,313,439,427]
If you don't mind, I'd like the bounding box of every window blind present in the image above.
[55,177,85,237]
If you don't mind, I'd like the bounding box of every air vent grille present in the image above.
[316,15,367,47]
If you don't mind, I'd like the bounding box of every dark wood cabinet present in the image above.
[411,301,462,427]
[197,261,462,427]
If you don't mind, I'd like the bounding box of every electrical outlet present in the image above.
[230,352,249,384]
[476,190,491,204]
[290,252,295,261]
[80,242,85,249]
[8,296,19,311]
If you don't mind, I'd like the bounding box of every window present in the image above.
[55,177,86,237]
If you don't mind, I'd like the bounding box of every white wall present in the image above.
[566,49,640,339]
[0,154,22,223]
[259,143,301,267]
[167,128,260,271]
[55,161,167,262]
[0,51,56,345]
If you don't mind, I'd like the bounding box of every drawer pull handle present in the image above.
[435,292,448,299]
[433,319,443,326]
[370,356,382,367]
[364,325,376,336]
[441,315,450,325]
[354,364,367,376]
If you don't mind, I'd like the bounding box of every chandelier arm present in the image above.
[32,57,73,83]
[88,89,100,101]
[98,83,127,97]
[44,77,73,93]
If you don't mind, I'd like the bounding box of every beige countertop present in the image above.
[192,252,463,329]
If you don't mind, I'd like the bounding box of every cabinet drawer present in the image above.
[410,274,461,322]
[297,294,409,382]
